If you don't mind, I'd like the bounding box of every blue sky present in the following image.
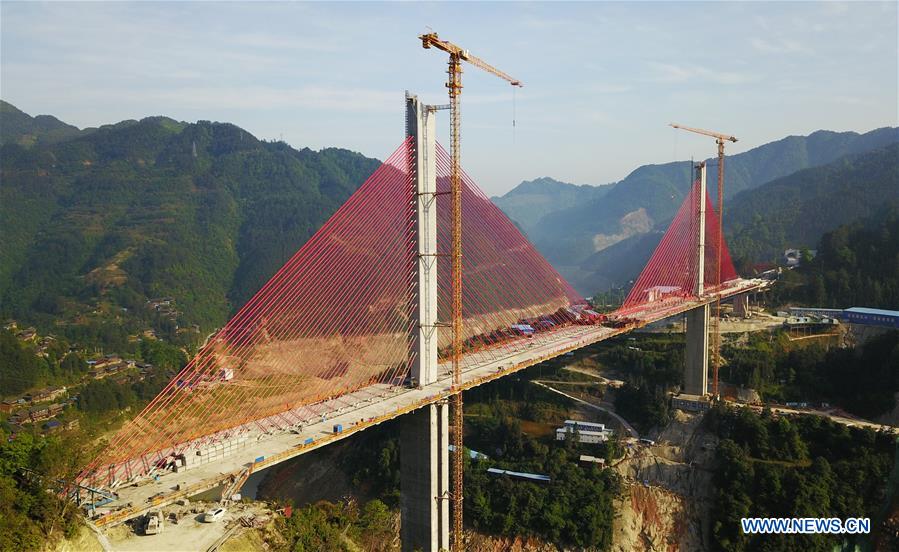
[2,1,896,195]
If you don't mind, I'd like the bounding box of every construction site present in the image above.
[3,1,896,549]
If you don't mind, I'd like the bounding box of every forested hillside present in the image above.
[491,176,610,237]
[727,144,899,263]
[573,143,899,295]
[0,100,84,147]
[772,210,899,309]
[0,103,381,352]
[708,407,895,552]
[491,127,899,294]
[4,101,896,356]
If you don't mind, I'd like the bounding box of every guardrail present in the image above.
[91,281,767,528]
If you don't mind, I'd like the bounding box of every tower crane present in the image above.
[669,123,738,400]
[419,32,522,551]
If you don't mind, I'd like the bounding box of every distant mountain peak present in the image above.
[492,177,613,236]
[491,126,899,295]
[0,99,25,115]
[0,99,82,147]
[504,176,600,197]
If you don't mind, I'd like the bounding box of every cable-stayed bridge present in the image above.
[72,96,769,549]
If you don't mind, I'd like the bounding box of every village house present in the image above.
[26,403,64,423]
[26,386,67,404]
[16,327,37,342]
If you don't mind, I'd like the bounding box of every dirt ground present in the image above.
[218,521,277,552]
[102,501,271,552]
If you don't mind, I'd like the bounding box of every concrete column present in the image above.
[684,305,710,396]
[437,402,449,549]
[402,92,449,552]
[407,92,438,387]
[694,162,707,297]
[683,162,710,397]
[733,294,750,318]
[400,403,450,552]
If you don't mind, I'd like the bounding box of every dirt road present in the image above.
[532,380,639,438]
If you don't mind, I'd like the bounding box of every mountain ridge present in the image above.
[0,101,382,352]
[0,100,84,147]
[491,176,612,236]
[490,126,899,293]
[3,100,897,349]
[573,144,899,294]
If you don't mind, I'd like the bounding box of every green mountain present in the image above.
[0,103,381,351]
[727,144,899,262]
[490,127,899,294]
[575,144,899,294]
[3,101,896,351]
[0,100,84,147]
[774,208,899,309]
[525,128,896,261]
[491,177,610,236]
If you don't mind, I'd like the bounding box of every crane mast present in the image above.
[669,123,738,399]
[420,32,522,551]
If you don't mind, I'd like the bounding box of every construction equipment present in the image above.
[221,466,252,503]
[144,510,164,535]
[419,32,522,551]
[669,123,738,399]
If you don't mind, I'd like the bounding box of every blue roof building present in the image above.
[842,307,899,329]
[486,468,551,482]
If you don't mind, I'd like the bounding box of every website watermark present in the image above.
[741,517,870,535]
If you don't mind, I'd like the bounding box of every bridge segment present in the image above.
[77,95,761,540]
[85,279,768,529]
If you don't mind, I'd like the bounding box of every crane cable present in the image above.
[512,86,517,144]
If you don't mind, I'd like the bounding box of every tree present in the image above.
[710,407,894,552]
[59,352,87,377]
[0,329,40,395]
[0,430,83,550]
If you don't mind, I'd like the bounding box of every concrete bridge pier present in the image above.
[683,161,710,397]
[684,304,710,396]
[733,294,750,318]
[400,403,450,552]
[400,92,450,551]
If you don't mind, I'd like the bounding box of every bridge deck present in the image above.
[89,280,768,527]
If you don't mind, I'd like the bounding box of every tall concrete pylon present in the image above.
[401,92,450,552]
[684,162,710,396]
[408,91,439,388]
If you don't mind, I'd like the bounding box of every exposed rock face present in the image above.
[612,485,697,552]
[610,411,718,551]
[466,533,562,552]
[591,208,653,252]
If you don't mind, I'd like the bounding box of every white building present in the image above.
[563,420,606,432]
[556,420,614,444]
